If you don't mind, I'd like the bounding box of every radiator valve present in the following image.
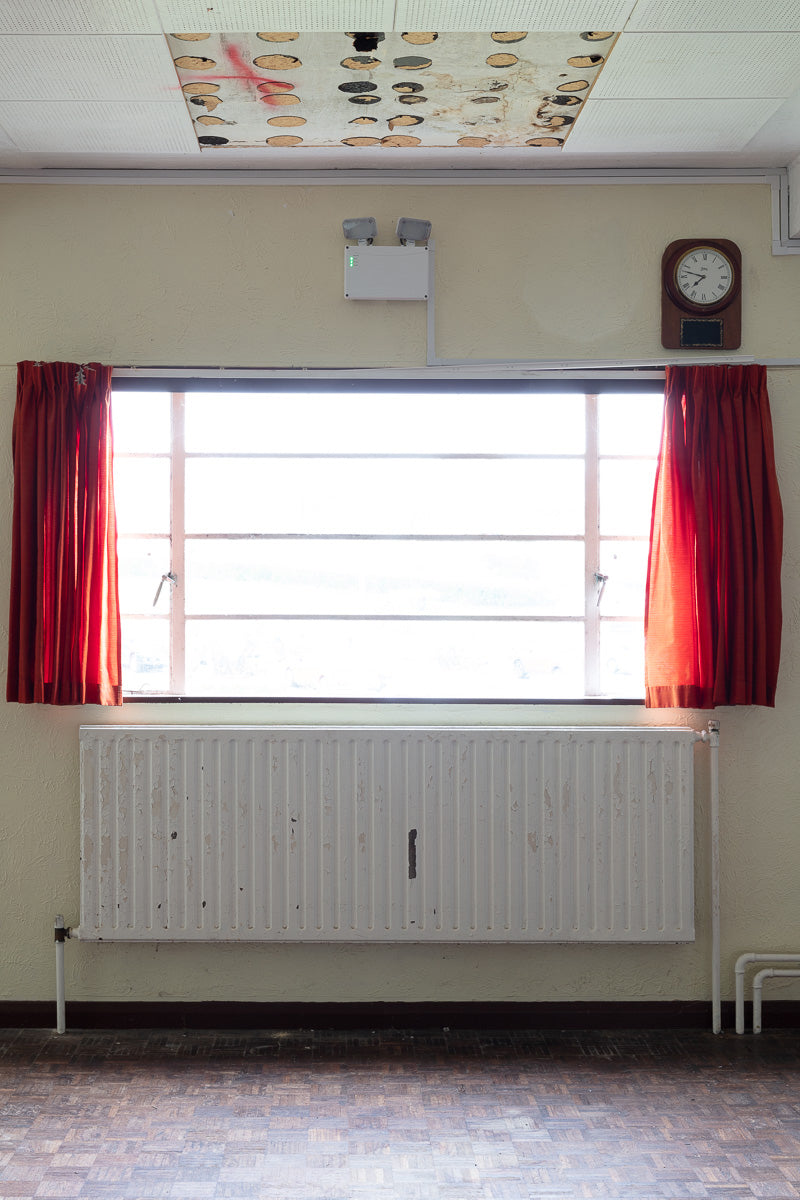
[54,915,71,942]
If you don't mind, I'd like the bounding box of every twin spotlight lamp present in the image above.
[342,217,431,246]
[342,217,432,299]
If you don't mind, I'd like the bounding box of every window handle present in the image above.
[594,571,609,606]
[153,571,178,607]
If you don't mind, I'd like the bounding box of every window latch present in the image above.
[153,571,178,607]
[594,571,609,606]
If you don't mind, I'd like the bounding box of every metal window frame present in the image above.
[112,380,662,702]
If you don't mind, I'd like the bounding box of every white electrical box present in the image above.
[344,244,429,300]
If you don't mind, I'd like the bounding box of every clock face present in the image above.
[674,246,735,307]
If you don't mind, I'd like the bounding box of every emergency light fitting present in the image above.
[396,217,432,246]
[342,217,377,245]
[343,218,432,299]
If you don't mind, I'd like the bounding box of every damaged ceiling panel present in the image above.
[169,29,615,149]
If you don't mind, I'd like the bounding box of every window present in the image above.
[112,383,663,701]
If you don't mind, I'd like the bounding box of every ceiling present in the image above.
[2,1,800,174]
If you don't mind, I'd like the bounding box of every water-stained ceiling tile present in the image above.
[167,30,616,150]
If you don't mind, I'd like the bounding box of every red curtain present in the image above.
[7,361,122,705]
[645,364,783,709]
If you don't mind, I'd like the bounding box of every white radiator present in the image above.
[79,725,698,944]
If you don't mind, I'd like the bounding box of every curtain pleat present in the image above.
[7,360,122,705]
[645,364,783,709]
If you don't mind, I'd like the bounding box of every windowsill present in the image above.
[122,694,646,706]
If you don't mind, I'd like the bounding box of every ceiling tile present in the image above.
[0,35,180,101]
[154,1,395,31]
[591,31,800,98]
[0,100,198,153]
[396,1,635,31]
[0,119,17,150]
[0,0,161,34]
[626,0,800,32]
[566,96,785,152]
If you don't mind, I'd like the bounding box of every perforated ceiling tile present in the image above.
[0,118,17,150]
[396,0,634,31]
[565,96,785,153]
[0,35,180,102]
[0,0,161,34]
[0,100,198,153]
[591,31,800,99]
[154,0,394,31]
[626,0,800,32]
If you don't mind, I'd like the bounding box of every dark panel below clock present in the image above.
[661,303,741,350]
[680,318,723,348]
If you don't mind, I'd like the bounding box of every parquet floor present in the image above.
[1,1026,800,1199]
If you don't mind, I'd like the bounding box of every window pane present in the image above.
[112,392,171,453]
[599,620,645,697]
[118,538,171,615]
[186,459,584,536]
[113,385,664,701]
[598,393,663,456]
[184,539,584,617]
[599,540,650,617]
[185,619,584,699]
[114,459,170,535]
[121,618,170,693]
[599,460,657,537]
[185,392,586,455]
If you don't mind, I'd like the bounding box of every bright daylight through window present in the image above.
[112,386,663,701]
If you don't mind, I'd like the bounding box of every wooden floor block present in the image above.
[0,1028,799,1198]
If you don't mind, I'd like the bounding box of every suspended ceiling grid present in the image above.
[1,1,800,171]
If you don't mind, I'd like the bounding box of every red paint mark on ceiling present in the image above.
[179,38,295,105]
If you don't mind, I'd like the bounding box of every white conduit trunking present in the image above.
[735,953,800,1034]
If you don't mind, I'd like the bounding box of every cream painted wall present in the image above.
[0,180,799,1009]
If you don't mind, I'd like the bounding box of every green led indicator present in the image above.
[349,255,356,267]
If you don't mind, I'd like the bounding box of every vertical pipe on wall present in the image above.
[55,915,66,1034]
[706,721,721,1033]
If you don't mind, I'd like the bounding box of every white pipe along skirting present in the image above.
[753,969,800,1034]
[735,952,800,1033]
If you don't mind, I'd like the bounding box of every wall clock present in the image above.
[661,238,741,350]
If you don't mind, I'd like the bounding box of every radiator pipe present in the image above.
[734,952,800,1033]
[54,914,69,1034]
[752,967,800,1034]
[703,720,721,1033]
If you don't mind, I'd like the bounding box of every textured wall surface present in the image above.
[0,180,798,1006]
